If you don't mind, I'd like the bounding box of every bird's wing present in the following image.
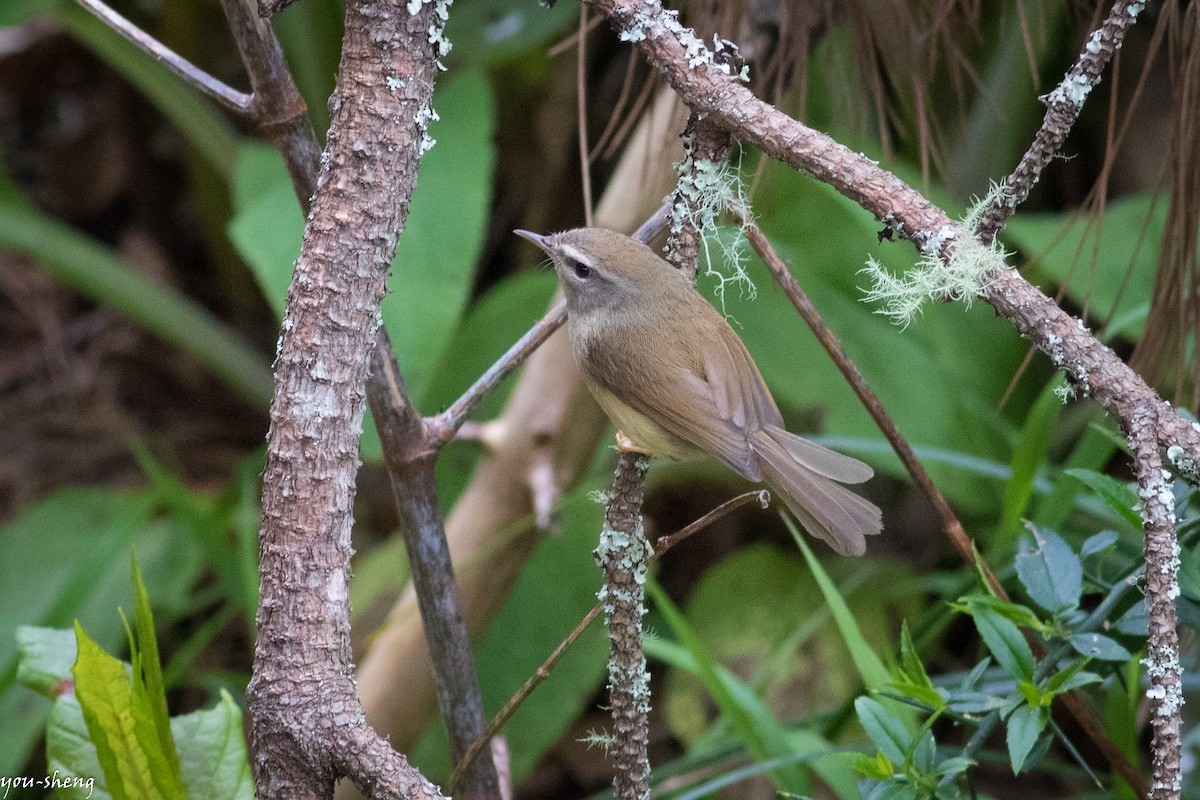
[590,317,781,482]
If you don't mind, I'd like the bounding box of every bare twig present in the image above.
[448,489,769,790]
[75,0,253,112]
[737,211,984,578]
[578,2,595,226]
[427,300,567,446]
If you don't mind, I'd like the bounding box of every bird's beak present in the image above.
[514,229,552,255]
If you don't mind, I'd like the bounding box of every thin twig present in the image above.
[75,0,253,111]
[975,0,1144,243]
[737,210,986,582]
[428,300,567,447]
[448,490,769,789]
[578,3,595,226]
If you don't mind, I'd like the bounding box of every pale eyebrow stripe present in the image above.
[558,242,596,268]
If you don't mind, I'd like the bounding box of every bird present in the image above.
[515,227,883,556]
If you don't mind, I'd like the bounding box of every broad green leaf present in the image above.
[1005,704,1049,774]
[46,695,111,800]
[172,691,254,800]
[0,0,51,25]
[1007,194,1165,338]
[965,602,1034,681]
[854,697,909,764]
[1014,524,1082,613]
[382,70,496,404]
[15,626,77,698]
[897,620,934,691]
[228,71,496,450]
[1064,468,1142,529]
[1068,632,1133,662]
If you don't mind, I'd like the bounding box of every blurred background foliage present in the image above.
[0,0,1198,798]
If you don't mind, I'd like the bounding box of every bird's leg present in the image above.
[615,430,652,455]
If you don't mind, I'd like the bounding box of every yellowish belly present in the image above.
[585,379,701,461]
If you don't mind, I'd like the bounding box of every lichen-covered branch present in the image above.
[974,0,1145,242]
[1131,405,1184,800]
[584,1,1194,796]
[246,0,454,796]
[598,451,652,800]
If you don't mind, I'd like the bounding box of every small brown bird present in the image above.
[516,227,883,556]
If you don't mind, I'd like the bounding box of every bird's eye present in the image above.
[568,259,592,279]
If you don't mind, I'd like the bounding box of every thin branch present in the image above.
[975,0,1143,243]
[367,331,501,800]
[600,450,653,800]
[448,490,769,790]
[737,210,984,580]
[427,300,567,447]
[578,2,595,226]
[75,0,253,112]
[1132,406,1184,800]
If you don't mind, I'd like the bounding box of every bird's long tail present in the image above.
[751,425,882,556]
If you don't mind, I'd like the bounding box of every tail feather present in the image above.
[752,428,882,556]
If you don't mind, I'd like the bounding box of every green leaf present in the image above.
[1007,194,1165,338]
[73,623,166,800]
[999,379,1063,544]
[444,0,577,67]
[1063,469,1142,529]
[1114,600,1148,637]
[130,555,184,790]
[0,0,52,25]
[1014,524,1082,613]
[46,694,110,800]
[787,520,891,691]
[846,751,896,781]
[0,488,202,774]
[383,70,496,405]
[1005,704,1050,774]
[854,697,909,764]
[1080,530,1119,558]
[1068,632,1133,662]
[965,602,1035,681]
[897,620,934,691]
[15,626,78,698]
[172,690,254,800]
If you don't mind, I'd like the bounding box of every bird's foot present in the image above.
[615,430,652,455]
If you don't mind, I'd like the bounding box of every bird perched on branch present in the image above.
[516,227,882,555]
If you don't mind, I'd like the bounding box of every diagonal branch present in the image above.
[75,0,253,112]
